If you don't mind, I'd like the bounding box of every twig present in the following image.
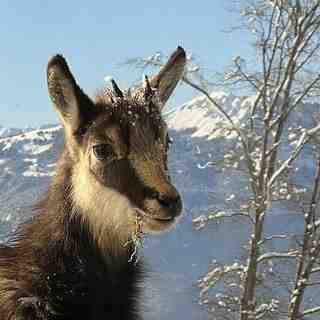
[268,124,320,189]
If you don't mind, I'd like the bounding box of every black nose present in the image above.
[157,193,182,216]
[145,187,182,216]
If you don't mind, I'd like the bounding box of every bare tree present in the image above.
[196,1,320,319]
[220,2,320,319]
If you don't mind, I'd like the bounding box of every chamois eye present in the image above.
[93,144,115,161]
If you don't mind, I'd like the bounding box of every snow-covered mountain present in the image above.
[0,92,318,319]
[0,126,25,138]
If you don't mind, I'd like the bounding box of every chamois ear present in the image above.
[149,46,186,109]
[47,55,94,133]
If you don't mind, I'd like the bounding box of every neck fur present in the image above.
[70,160,140,261]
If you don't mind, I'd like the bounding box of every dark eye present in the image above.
[93,144,115,161]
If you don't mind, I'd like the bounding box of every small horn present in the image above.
[111,79,124,98]
[143,75,153,99]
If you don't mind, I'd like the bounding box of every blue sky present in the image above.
[0,0,250,127]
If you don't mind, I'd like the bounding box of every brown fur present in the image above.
[0,47,186,319]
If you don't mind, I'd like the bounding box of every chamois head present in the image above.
[47,47,185,248]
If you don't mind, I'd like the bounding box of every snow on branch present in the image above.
[302,306,320,317]
[257,250,299,263]
[193,210,254,230]
[268,123,320,188]
[310,267,320,274]
[258,234,291,246]
[198,262,245,298]
[255,299,279,320]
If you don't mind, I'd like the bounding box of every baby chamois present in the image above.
[0,47,185,320]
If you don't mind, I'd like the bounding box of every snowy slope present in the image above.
[0,126,24,138]
[0,92,318,319]
[167,91,253,139]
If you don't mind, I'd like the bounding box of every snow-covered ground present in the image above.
[0,92,318,319]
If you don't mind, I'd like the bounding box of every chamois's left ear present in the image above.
[149,46,186,110]
[47,55,95,134]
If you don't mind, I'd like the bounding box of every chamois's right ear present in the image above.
[149,46,186,109]
[47,55,94,133]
